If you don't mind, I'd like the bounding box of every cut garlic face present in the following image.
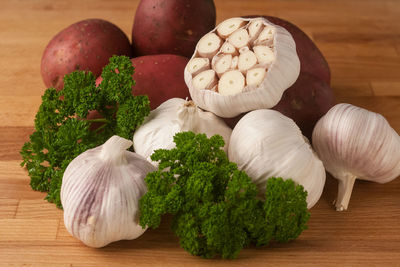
[186,57,210,76]
[184,17,300,118]
[216,18,247,38]
[238,50,257,73]
[248,18,264,41]
[246,68,266,86]
[218,70,245,96]
[254,26,276,45]
[312,103,400,211]
[133,98,232,166]
[213,54,233,77]
[228,29,250,48]
[220,42,237,55]
[61,136,156,248]
[253,45,275,66]
[228,109,326,208]
[192,69,217,90]
[197,33,222,59]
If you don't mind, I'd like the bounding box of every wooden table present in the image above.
[1,0,399,265]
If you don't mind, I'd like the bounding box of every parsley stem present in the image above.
[86,118,109,123]
[94,123,108,133]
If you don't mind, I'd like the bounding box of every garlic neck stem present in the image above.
[178,101,199,132]
[335,174,357,211]
[100,135,132,165]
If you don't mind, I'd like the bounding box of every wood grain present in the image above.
[0,0,399,266]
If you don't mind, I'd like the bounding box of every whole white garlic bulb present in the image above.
[312,103,400,211]
[228,109,326,208]
[61,135,156,248]
[133,98,232,166]
[184,17,300,118]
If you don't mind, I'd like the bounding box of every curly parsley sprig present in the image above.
[20,55,150,208]
[139,132,310,259]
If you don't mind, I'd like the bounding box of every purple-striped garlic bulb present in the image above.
[61,135,156,247]
[312,103,400,211]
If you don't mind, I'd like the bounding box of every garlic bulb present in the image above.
[228,109,325,208]
[312,103,400,211]
[133,98,232,166]
[184,17,300,118]
[61,135,156,248]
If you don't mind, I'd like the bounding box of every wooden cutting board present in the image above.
[1,0,399,265]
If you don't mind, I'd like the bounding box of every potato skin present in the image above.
[132,0,216,58]
[41,19,132,90]
[96,54,190,109]
[272,72,336,140]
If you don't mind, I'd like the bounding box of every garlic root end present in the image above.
[335,175,357,211]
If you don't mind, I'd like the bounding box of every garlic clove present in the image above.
[253,45,275,66]
[216,18,247,38]
[312,103,400,211]
[238,50,257,73]
[231,55,239,69]
[248,18,264,42]
[228,109,326,208]
[254,26,276,46]
[184,17,300,118]
[246,67,267,86]
[239,46,250,54]
[186,57,210,77]
[197,33,222,59]
[133,98,232,166]
[61,135,156,247]
[192,69,217,90]
[227,29,250,48]
[220,42,238,55]
[213,54,233,77]
[218,70,245,96]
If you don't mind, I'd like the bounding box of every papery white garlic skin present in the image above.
[61,136,156,248]
[312,103,400,211]
[228,109,326,208]
[133,98,232,166]
[184,17,300,118]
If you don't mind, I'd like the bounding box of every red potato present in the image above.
[132,0,216,58]
[96,54,190,109]
[272,72,336,139]
[41,19,132,90]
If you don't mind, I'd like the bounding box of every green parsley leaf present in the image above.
[20,55,150,208]
[139,132,310,259]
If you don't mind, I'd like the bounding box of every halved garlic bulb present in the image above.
[133,98,232,166]
[312,103,400,211]
[228,109,326,208]
[184,17,300,118]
